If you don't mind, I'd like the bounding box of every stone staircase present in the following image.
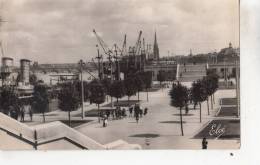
[0,113,141,150]
[177,64,206,82]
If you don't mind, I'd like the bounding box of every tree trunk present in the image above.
[111,96,113,108]
[207,98,210,115]
[128,96,130,107]
[199,102,202,123]
[213,93,215,104]
[68,110,71,127]
[210,95,213,109]
[117,97,119,103]
[146,88,149,102]
[98,104,100,123]
[180,107,184,136]
[137,91,140,101]
[42,112,45,123]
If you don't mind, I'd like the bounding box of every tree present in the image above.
[124,77,137,106]
[89,79,106,116]
[169,82,188,136]
[157,70,166,89]
[101,78,112,102]
[110,80,125,103]
[29,74,38,85]
[75,80,90,102]
[58,82,80,127]
[33,84,49,122]
[134,74,144,101]
[141,71,153,101]
[0,87,19,115]
[208,72,219,106]
[191,80,208,123]
[202,77,211,115]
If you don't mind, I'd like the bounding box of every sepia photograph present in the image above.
[0,0,240,150]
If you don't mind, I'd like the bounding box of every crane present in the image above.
[93,29,113,58]
[132,31,142,68]
[133,31,142,56]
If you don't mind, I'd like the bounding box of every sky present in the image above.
[0,0,239,64]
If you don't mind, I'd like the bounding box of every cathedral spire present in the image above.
[153,31,159,61]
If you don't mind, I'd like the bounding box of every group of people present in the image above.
[99,103,149,127]
[129,103,148,123]
[9,105,33,122]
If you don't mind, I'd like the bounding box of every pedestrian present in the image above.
[122,108,126,117]
[185,105,189,114]
[29,106,33,121]
[144,107,148,116]
[139,108,143,118]
[202,137,208,149]
[106,110,110,120]
[20,106,25,122]
[10,106,16,120]
[129,106,133,117]
[105,117,108,127]
[136,115,139,123]
[103,117,106,127]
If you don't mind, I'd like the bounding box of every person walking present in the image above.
[135,115,139,123]
[144,107,148,116]
[29,106,33,121]
[102,117,106,127]
[20,106,25,122]
[202,137,208,149]
[129,106,133,117]
[105,116,108,127]
[139,107,143,118]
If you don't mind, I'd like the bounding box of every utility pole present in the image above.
[107,51,114,108]
[78,59,85,119]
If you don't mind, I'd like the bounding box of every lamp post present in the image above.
[78,59,85,119]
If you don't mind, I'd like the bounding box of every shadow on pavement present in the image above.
[129,133,160,138]
[159,121,187,124]
[173,113,194,116]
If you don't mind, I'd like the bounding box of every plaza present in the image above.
[15,82,240,149]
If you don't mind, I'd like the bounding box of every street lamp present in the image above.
[78,59,85,119]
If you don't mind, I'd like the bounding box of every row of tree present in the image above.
[169,72,219,136]
[30,71,153,126]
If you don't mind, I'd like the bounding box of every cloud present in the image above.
[0,0,239,64]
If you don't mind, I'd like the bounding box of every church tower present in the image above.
[153,31,160,61]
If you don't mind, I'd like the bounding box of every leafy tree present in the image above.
[75,80,90,102]
[33,84,49,122]
[191,80,208,123]
[101,78,112,102]
[110,80,125,103]
[141,71,153,101]
[207,72,219,106]
[202,77,211,115]
[58,82,80,127]
[157,70,167,88]
[29,74,38,85]
[134,73,144,101]
[0,87,19,115]
[89,79,106,113]
[124,77,137,105]
[169,82,189,136]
